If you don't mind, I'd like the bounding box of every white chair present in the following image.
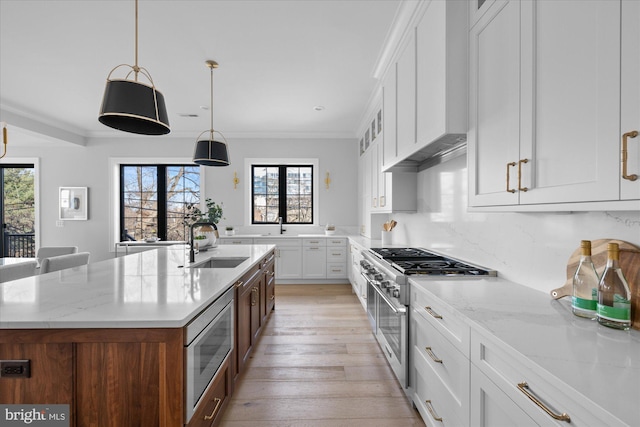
[36,246,78,264]
[0,260,39,283]
[40,252,90,274]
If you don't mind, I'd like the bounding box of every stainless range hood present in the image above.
[383,133,467,173]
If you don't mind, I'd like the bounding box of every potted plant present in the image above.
[185,198,224,240]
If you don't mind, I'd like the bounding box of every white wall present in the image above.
[7,136,359,261]
[379,154,640,294]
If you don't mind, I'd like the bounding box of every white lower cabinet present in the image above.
[411,305,469,427]
[302,238,327,279]
[260,238,302,280]
[470,328,627,427]
[348,241,367,308]
[410,282,632,427]
[326,238,347,279]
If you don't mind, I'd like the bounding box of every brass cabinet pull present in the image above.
[425,400,443,422]
[424,306,443,319]
[380,195,386,207]
[251,287,258,306]
[518,158,529,192]
[203,397,222,420]
[372,197,377,208]
[506,162,517,193]
[235,280,244,288]
[425,347,443,363]
[517,382,570,422]
[270,295,275,300]
[622,131,638,181]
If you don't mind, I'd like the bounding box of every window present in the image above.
[120,165,199,242]
[251,164,313,224]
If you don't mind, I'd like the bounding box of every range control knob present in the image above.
[392,287,401,298]
[380,280,391,288]
[373,273,383,282]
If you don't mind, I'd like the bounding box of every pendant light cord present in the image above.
[210,65,214,136]
[134,0,139,79]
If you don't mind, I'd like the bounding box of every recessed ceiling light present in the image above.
[200,106,210,110]
[313,105,325,111]
[179,113,199,118]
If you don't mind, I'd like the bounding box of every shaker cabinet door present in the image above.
[518,0,621,205]
[621,0,640,200]
[468,0,521,207]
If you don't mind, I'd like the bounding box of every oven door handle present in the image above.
[372,282,406,315]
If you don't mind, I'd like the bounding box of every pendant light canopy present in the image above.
[193,60,230,167]
[98,0,170,135]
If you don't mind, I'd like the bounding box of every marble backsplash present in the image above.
[385,155,640,295]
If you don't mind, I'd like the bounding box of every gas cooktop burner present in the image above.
[371,247,443,260]
[370,247,496,276]
[393,260,491,276]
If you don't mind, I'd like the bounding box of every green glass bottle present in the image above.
[571,240,599,319]
[597,243,632,330]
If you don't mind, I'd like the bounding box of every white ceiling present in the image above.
[0,0,402,146]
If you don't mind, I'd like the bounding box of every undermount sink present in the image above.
[191,257,248,268]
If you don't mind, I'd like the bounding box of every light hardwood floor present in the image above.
[219,284,426,427]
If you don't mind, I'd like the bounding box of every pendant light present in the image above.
[193,60,230,166]
[98,0,170,135]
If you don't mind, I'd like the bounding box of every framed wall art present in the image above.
[59,187,88,220]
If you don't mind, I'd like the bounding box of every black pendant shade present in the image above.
[99,79,170,135]
[194,134,230,166]
[192,60,230,167]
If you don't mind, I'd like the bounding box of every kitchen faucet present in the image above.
[279,217,286,234]
[189,221,217,263]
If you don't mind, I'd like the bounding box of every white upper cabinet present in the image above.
[518,0,620,205]
[469,0,639,210]
[621,0,640,200]
[468,0,521,207]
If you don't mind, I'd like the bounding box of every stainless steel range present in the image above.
[360,247,495,390]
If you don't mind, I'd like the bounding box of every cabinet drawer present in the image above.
[412,307,469,412]
[470,365,537,427]
[413,343,468,427]
[411,283,470,357]
[326,263,347,278]
[327,247,346,262]
[188,355,231,427]
[327,238,347,247]
[302,238,326,247]
[220,237,253,245]
[470,329,625,427]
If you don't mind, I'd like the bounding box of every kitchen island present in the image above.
[0,244,275,427]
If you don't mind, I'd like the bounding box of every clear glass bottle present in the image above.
[597,243,632,330]
[571,240,599,319]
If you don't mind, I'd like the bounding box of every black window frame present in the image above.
[119,164,200,242]
[251,164,314,225]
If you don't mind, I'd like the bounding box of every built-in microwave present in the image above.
[184,286,234,424]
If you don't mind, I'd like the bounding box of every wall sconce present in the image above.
[1,122,7,159]
[324,172,331,189]
[233,171,240,189]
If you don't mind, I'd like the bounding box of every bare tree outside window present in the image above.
[121,165,199,242]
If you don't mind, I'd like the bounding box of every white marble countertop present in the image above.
[409,276,640,426]
[0,244,274,329]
